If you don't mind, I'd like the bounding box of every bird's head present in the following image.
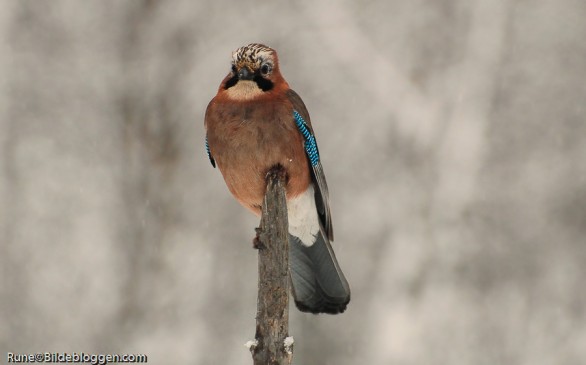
[220,43,289,100]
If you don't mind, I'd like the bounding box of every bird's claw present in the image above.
[253,227,265,249]
[265,164,287,184]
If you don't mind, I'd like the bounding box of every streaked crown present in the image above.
[232,43,276,71]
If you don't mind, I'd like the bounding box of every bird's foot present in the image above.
[253,227,265,249]
[265,164,287,185]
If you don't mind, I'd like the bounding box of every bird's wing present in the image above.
[205,134,216,168]
[286,89,333,241]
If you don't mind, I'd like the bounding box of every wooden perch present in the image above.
[250,168,293,365]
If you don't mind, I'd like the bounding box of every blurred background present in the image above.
[1,0,585,364]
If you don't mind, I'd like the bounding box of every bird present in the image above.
[204,43,350,314]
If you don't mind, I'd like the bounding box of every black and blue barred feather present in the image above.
[293,110,320,167]
[205,135,216,168]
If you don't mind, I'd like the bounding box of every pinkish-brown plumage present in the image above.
[204,43,350,314]
[205,92,310,215]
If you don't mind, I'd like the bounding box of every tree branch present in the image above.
[250,168,292,365]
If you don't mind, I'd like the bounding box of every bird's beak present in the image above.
[237,67,254,81]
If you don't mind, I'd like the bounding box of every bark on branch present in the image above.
[250,169,292,365]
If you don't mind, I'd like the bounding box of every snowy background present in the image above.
[1,1,585,364]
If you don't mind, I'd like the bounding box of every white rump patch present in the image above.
[287,186,320,247]
[225,80,264,100]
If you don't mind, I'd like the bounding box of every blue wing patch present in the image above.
[293,110,319,167]
[205,135,216,168]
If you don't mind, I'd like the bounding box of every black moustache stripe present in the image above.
[224,75,238,89]
[254,75,273,91]
[224,75,274,92]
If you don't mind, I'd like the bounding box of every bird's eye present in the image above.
[231,64,237,74]
[260,64,271,76]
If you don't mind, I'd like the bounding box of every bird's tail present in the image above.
[289,231,350,314]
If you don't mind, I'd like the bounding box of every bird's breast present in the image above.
[206,100,310,214]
